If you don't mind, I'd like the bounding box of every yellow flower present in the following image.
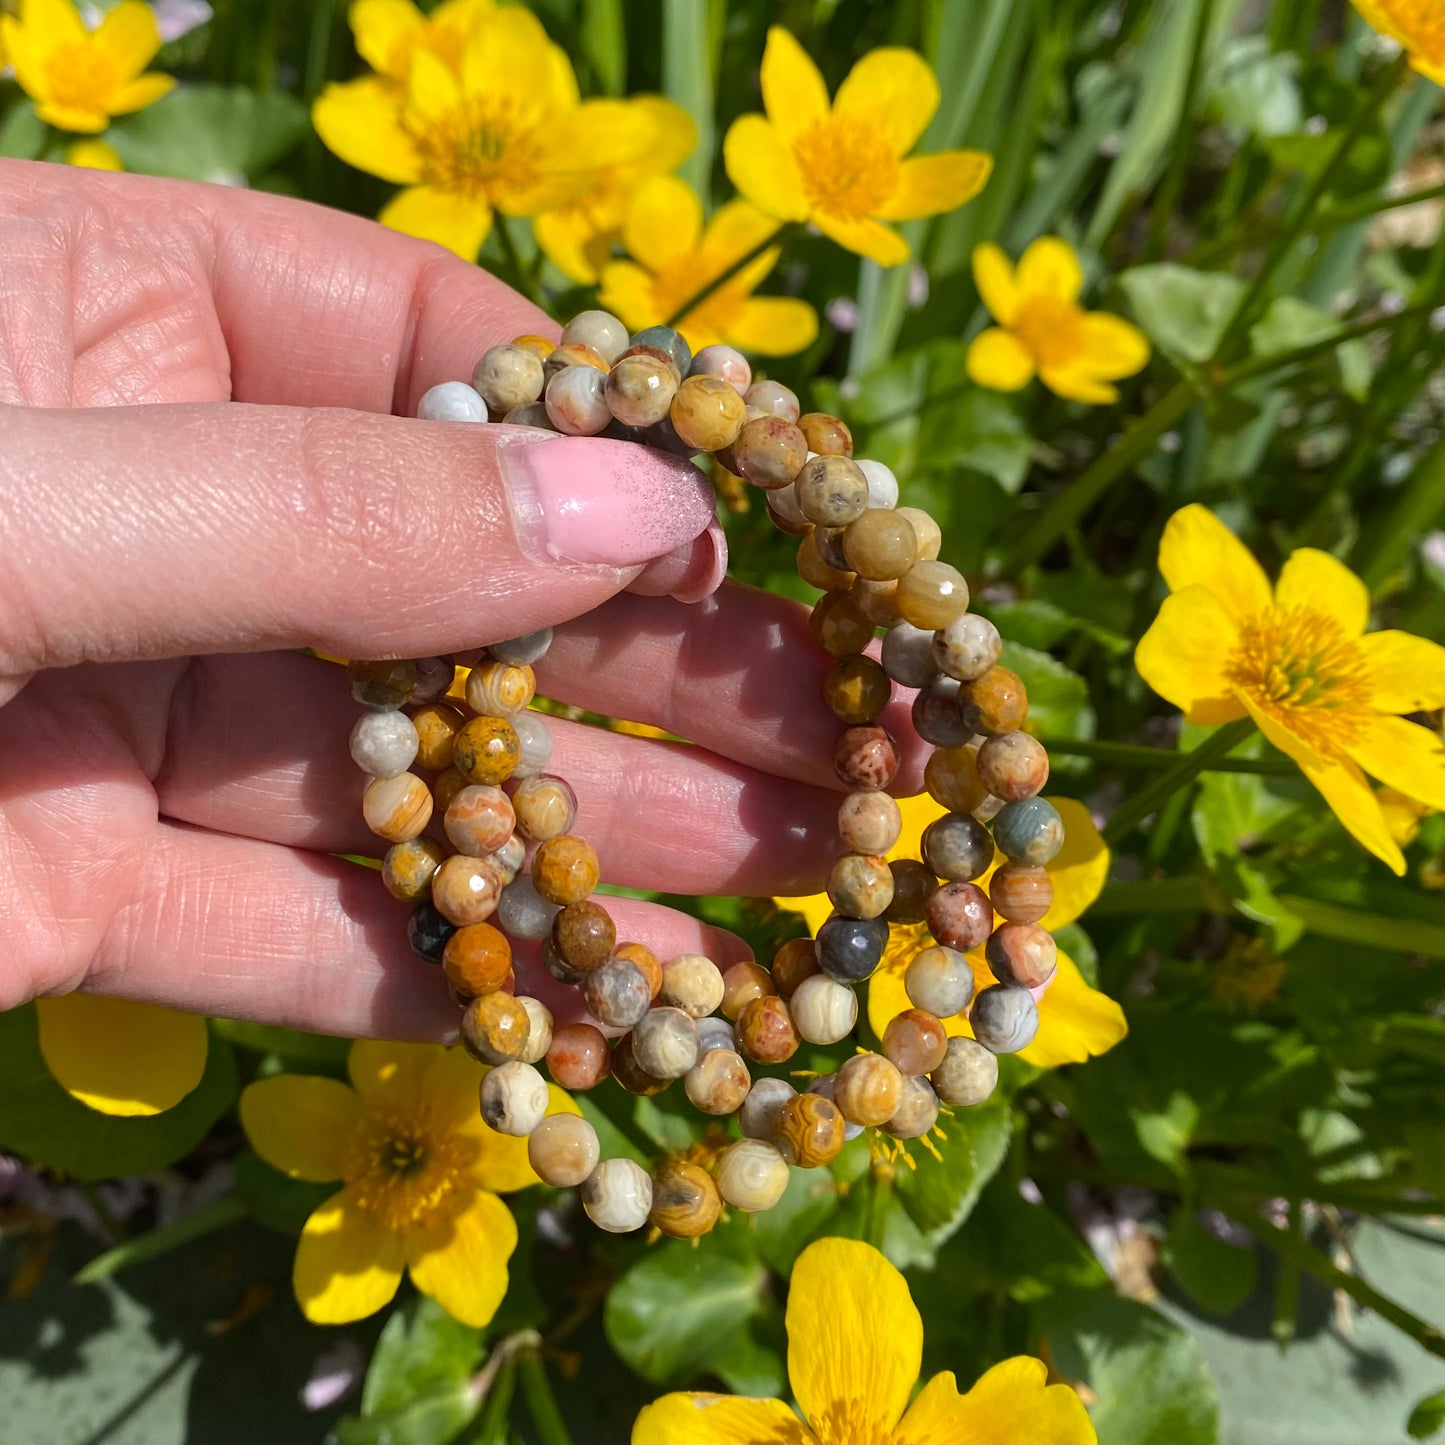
[347,0,495,82]
[777,794,1126,1070]
[65,138,124,170]
[1352,0,1444,85]
[2,0,174,135]
[633,1237,1096,1444]
[1136,505,1445,875]
[722,27,991,267]
[967,238,1150,403]
[599,175,819,356]
[313,5,655,260]
[36,996,208,1116]
[241,1039,577,1327]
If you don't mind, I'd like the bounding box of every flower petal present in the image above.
[348,1039,438,1111]
[18,0,87,44]
[812,211,910,267]
[759,26,830,144]
[967,328,1036,391]
[723,113,809,223]
[896,1359,1097,1445]
[380,184,493,259]
[725,296,820,357]
[295,1185,405,1325]
[833,46,940,155]
[1274,547,1370,640]
[93,0,162,76]
[1355,629,1445,713]
[312,76,422,184]
[599,260,663,333]
[405,45,462,124]
[547,98,659,173]
[1038,366,1119,404]
[632,1394,808,1445]
[460,3,556,104]
[405,1188,516,1328]
[972,243,1019,326]
[1346,714,1445,812]
[66,139,125,170]
[350,0,427,78]
[787,1237,922,1441]
[1020,950,1127,1069]
[1075,312,1150,380]
[1038,799,1109,930]
[465,1083,580,1193]
[535,204,612,286]
[1156,504,1273,626]
[1016,237,1083,303]
[34,101,112,133]
[623,174,703,273]
[35,997,207,1117]
[1135,584,1247,725]
[105,72,176,118]
[240,1074,362,1181]
[880,150,992,221]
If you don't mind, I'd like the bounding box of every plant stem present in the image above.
[469,1356,517,1445]
[1143,0,1217,260]
[663,223,795,329]
[495,215,541,306]
[74,1196,248,1285]
[1275,896,1445,959]
[1353,438,1445,593]
[1102,719,1257,844]
[518,1348,572,1445]
[1041,737,1296,776]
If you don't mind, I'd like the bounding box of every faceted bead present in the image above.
[689,343,751,394]
[896,561,969,630]
[510,711,554,778]
[823,654,891,724]
[615,941,663,999]
[511,334,555,362]
[886,859,937,924]
[431,854,505,926]
[561,309,629,363]
[738,1076,796,1139]
[881,622,938,688]
[606,352,679,427]
[837,790,902,854]
[418,380,487,423]
[766,482,809,533]
[883,1075,941,1139]
[795,455,869,526]
[480,1060,549,1136]
[931,1036,998,1106]
[771,938,820,998]
[911,676,972,747]
[610,1032,670,1096]
[472,344,545,414]
[460,992,530,1065]
[933,615,1002,684]
[684,1047,751,1114]
[516,996,553,1065]
[992,796,1065,865]
[810,590,874,658]
[348,659,415,711]
[720,961,775,1020]
[807,1074,865,1141]
[715,1139,790,1212]
[960,665,1028,736]
[382,837,446,902]
[921,811,994,882]
[497,873,560,940]
[407,900,455,963]
[433,765,467,815]
[813,526,851,572]
[581,1158,652,1233]
[989,862,1053,922]
[411,702,464,771]
[512,774,578,842]
[489,831,526,885]
[743,379,800,421]
[453,716,520,786]
[827,852,894,919]
[543,341,610,378]
[649,1158,721,1239]
[856,457,899,509]
[977,731,1050,802]
[971,984,1039,1053]
[409,656,455,704]
[350,710,419,777]
[465,661,535,717]
[659,953,725,1018]
[926,881,993,951]
[490,629,554,666]
[772,1092,846,1168]
[735,995,800,1064]
[797,530,855,590]
[895,506,942,561]
[905,944,975,1018]
[541,935,586,986]
[528,1113,599,1186]
[545,363,611,435]
[842,508,917,580]
[788,973,858,1045]
[584,958,650,1029]
[546,1022,611,1090]
[445,784,515,856]
[362,772,433,842]
[731,415,808,489]
[799,412,853,457]
[630,325,691,377]
[833,725,901,791]
[834,1052,902,1127]
[852,578,903,628]
[442,920,513,999]
[695,1017,735,1054]
[553,900,616,972]
[882,1008,949,1075]
[531,834,598,904]
[925,743,989,814]
[631,1006,699,1078]
[816,914,889,983]
[985,921,1057,989]
[670,373,747,451]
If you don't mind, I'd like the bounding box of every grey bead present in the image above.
[496,873,560,940]
[409,656,455,703]
[349,710,419,778]
[417,381,487,423]
[511,711,554,777]
[489,628,554,666]
[912,675,973,746]
[970,985,1039,1054]
[922,812,994,882]
[738,1076,796,1139]
[584,959,651,1029]
[881,622,938,688]
[695,1017,737,1056]
[933,614,1001,683]
[856,458,899,510]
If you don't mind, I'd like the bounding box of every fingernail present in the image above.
[502,434,715,567]
[628,522,729,604]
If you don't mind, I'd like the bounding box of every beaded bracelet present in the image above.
[344,310,1064,1238]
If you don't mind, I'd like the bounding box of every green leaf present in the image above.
[1408,1390,1445,1441]
[997,641,1095,741]
[1167,1210,1258,1316]
[234,1149,334,1234]
[924,390,1032,494]
[893,1088,1013,1241]
[1249,295,1372,401]
[1131,1090,1199,1172]
[0,1006,236,1180]
[1118,264,1247,364]
[0,101,45,160]
[1207,36,1303,139]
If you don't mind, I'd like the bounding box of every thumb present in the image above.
[0,400,721,677]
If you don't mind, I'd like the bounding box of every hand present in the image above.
[0,162,925,1041]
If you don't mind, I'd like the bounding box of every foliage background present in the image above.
[0,0,1441,1442]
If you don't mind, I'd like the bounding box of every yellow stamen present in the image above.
[793,117,898,220]
[42,42,120,114]
[404,94,546,202]
[1012,295,1086,370]
[344,1109,480,1234]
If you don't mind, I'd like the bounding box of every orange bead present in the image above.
[771,938,821,998]
[362,772,432,842]
[989,862,1054,922]
[532,834,599,904]
[735,995,799,1064]
[460,992,530,1065]
[960,666,1028,736]
[823,654,891,724]
[615,940,664,998]
[798,411,853,457]
[381,837,446,902]
[411,702,465,770]
[442,922,513,1000]
[721,961,775,1020]
[771,1091,846,1167]
[453,715,520,785]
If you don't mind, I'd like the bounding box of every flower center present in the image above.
[880,919,931,977]
[43,41,119,114]
[345,1109,480,1233]
[1013,294,1085,369]
[808,1400,895,1444]
[793,116,899,221]
[1224,604,1371,757]
[404,94,546,202]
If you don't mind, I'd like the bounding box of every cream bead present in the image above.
[479,1060,549,1136]
[516,996,554,1064]
[630,1006,699,1078]
[714,1139,790,1212]
[789,973,859,1045]
[527,1113,599,1187]
[659,954,726,1018]
[581,1158,653,1232]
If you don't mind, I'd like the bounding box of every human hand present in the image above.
[0,162,925,1041]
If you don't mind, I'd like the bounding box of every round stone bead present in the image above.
[882,1008,949,1075]
[546,1022,611,1090]
[409,656,455,704]
[856,457,899,509]
[501,401,554,429]
[985,921,1057,990]
[798,411,853,457]
[886,859,937,924]
[615,942,663,999]
[789,973,858,1045]
[431,854,505,926]
[838,790,902,854]
[766,482,809,533]
[912,676,972,747]
[649,1158,722,1240]
[660,954,725,1018]
[584,958,650,1029]
[489,631,553,669]
[541,936,585,986]
[531,834,598,904]
[461,992,530,1065]
[418,380,487,423]
[480,1060,549,1136]
[407,900,455,963]
[816,914,889,983]
[810,591,874,659]
[842,509,917,580]
[496,873,560,940]
[516,996,554,1065]
[731,416,808,489]
[823,654,891,725]
[689,343,751,394]
[795,455,869,526]
[834,1052,903,1127]
[433,766,467,815]
[528,1113,599,1187]
[992,797,1065,866]
[931,1036,999,1106]
[806,1074,865,1142]
[545,363,611,435]
[977,732,1050,802]
[715,1139,790,1212]
[488,832,526,885]
[631,1006,699,1078]
[896,561,970,630]
[553,900,616,972]
[738,1076,796,1139]
[512,775,578,843]
[561,309,629,363]
[905,944,975,1018]
[473,344,545,414]
[772,1092,846,1168]
[989,863,1053,923]
[684,1047,750,1114]
[630,325,690,376]
[512,333,555,362]
[695,1017,736,1055]
[884,1076,941,1139]
[922,812,994,883]
[464,661,535,718]
[743,379,799,421]
[926,881,993,951]
[411,703,464,771]
[582,1158,652,1233]
[771,938,820,998]
[895,506,941,561]
[933,614,1001,683]
[797,530,855,591]
[444,785,515,856]
[443,921,513,1000]
[851,578,903,628]
[544,341,610,378]
[834,726,901,791]
[960,665,1028,736]
[827,852,894,920]
[735,995,800,1064]
[670,373,747,452]
[382,837,446,902]
[348,659,416,711]
[453,716,520,786]
[881,622,938,688]
[720,961,776,1020]
[925,743,989,814]
[362,772,433,842]
[971,984,1039,1054]
[350,711,419,778]
[509,712,553,778]
[606,352,679,427]
[814,526,852,572]
[611,1033,670,1096]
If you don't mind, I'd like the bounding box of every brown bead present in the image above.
[884,1075,941,1139]
[720,961,775,1020]
[823,654,891,724]
[977,732,1050,802]
[960,666,1028,737]
[670,373,747,452]
[895,560,970,629]
[895,506,941,561]
[606,352,679,427]
[984,921,1057,989]
[431,854,506,926]
[771,1092,846,1168]
[826,852,894,919]
[886,859,938,924]
[838,790,902,854]
[512,774,578,842]
[381,837,446,902]
[442,921,513,1000]
[610,1032,670,1096]
[734,994,799,1064]
[460,992,530,1065]
[842,509,918,581]
[453,715,520,785]
[684,1047,751,1114]
[546,1023,611,1092]
[410,702,465,770]
[813,526,852,573]
[771,938,821,998]
[432,765,467,815]
[362,772,433,842]
[348,658,416,710]
[798,411,853,457]
[795,455,869,527]
[730,415,808,489]
[834,726,901,791]
[552,900,616,972]
[616,342,678,375]
[882,1008,949,1075]
[614,941,664,999]
[444,784,516,856]
[834,1052,903,1127]
[809,590,874,658]
[926,881,993,951]
[925,743,988,814]
[852,578,903,628]
[648,1158,721,1239]
[797,530,855,591]
[532,834,599,904]
[543,340,609,377]
[989,863,1054,923]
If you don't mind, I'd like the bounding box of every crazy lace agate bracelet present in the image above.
[345,310,1064,1237]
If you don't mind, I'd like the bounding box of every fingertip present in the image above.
[627,521,728,603]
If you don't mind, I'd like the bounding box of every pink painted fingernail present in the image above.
[628,521,729,604]
[502,434,715,568]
